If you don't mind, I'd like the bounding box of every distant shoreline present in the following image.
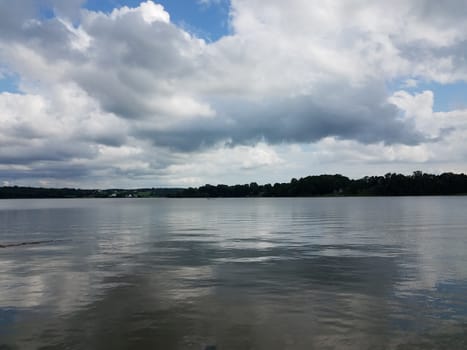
[1,194,467,200]
[2,171,467,199]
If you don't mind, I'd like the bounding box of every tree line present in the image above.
[172,171,467,197]
[0,187,181,199]
[1,172,467,198]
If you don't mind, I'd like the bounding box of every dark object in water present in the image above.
[0,240,63,248]
[204,346,217,350]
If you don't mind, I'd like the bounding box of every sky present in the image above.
[1,0,467,188]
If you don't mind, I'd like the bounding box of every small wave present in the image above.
[0,240,68,248]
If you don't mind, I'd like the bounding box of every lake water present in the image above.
[1,197,467,349]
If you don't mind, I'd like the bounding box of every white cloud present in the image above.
[108,1,170,24]
[161,143,284,186]
[57,18,92,52]
[402,79,418,88]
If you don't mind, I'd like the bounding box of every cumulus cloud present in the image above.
[1,0,467,186]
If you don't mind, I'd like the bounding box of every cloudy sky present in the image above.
[1,0,467,188]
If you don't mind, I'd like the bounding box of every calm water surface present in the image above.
[1,197,467,349]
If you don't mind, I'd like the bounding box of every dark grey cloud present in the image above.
[0,162,91,181]
[136,81,425,152]
[414,0,467,22]
[0,140,97,165]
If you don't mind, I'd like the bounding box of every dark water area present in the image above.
[1,197,467,349]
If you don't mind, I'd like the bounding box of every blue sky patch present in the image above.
[410,81,467,112]
[0,72,20,94]
[38,3,56,20]
[389,78,467,112]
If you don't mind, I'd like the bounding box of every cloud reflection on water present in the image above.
[1,197,467,349]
